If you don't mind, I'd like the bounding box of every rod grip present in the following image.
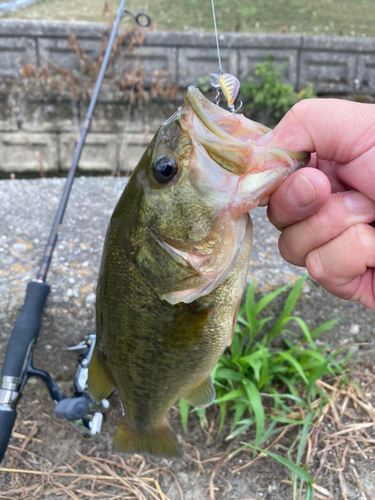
[2,281,50,379]
[0,406,16,462]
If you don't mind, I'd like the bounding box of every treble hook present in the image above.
[124,10,151,28]
[215,88,221,106]
[228,101,243,122]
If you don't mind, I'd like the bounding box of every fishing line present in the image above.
[210,0,222,75]
[209,0,241,119]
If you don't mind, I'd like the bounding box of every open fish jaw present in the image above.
[182,85,310,178]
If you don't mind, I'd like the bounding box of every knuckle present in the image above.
[305,248,325,282]
[305,208,329,237]
[288,99,316,124]
[267,200,287,229]
[278,230,305,266]
[345,223,373,255]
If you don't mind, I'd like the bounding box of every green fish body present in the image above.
[88,87,309,458]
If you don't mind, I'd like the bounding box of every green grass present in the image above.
[1,0,375,37]
[179,274,351,499]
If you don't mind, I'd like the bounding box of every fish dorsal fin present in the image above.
[87,346,115,403]
[182,376,215,408]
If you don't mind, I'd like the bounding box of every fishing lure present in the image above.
[209,0,242,117]
[211,72,242,115]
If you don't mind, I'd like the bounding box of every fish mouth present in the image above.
[154,87,311,305]
[185,85,270,143]
[182,85,310,177]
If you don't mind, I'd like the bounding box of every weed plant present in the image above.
[179,274,350,499]
[241,56,316,123]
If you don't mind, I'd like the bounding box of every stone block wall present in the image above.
[1,19,375,176]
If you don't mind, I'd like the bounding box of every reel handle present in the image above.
[55,397,89,421]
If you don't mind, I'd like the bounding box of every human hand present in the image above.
[256,99,375,310]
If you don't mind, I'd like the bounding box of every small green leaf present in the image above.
[259,354,270,389]
[296,349,326,363]
[255,284,288,314]
[297,411,314,468]
[179,399,190,431]
[237,315,250,328]
[281,274,308,318]
[242,444,313,483]
[230,402,247,431]
[195,408,206,428]
[244,280,257,339]
[275,351,309,383]
[290,316,317,349]
[215,368,245,382]
[270,415,308,425]
[230,328,241,359]
[218,401,227,434]
[310,318,340,338]
[210,362,221,382]
[243,380,264,447]
[215,389,246,403]
[254,316,274,334]
[227,418,254,440]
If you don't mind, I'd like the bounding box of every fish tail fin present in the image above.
[113,417,182,459]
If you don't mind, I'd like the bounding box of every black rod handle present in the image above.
[0,407,16,462]
[1,281,50,379]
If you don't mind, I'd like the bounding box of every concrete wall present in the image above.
[1,19,375,176]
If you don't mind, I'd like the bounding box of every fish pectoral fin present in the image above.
[182,376,215,408]
[113,417,182,459]
[87,346,115,403]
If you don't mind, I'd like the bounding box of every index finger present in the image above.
[256,99,375,164]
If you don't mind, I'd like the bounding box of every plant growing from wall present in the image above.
[241,55,315,123]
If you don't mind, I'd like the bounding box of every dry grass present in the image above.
[19,24,178,103]
[0,366,374,499]
[0,446,184,500]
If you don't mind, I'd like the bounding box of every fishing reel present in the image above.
[0,327,108,459]
[55,333,109,437]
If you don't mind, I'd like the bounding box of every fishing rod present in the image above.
[0,2,151,462]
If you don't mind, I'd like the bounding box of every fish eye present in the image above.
[153,155,178,183]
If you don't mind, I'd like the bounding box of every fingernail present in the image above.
[286,174,316,208]
[256,130,273,146]
[344,192,375,214]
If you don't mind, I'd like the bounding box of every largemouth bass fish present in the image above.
[88,87,309,458]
